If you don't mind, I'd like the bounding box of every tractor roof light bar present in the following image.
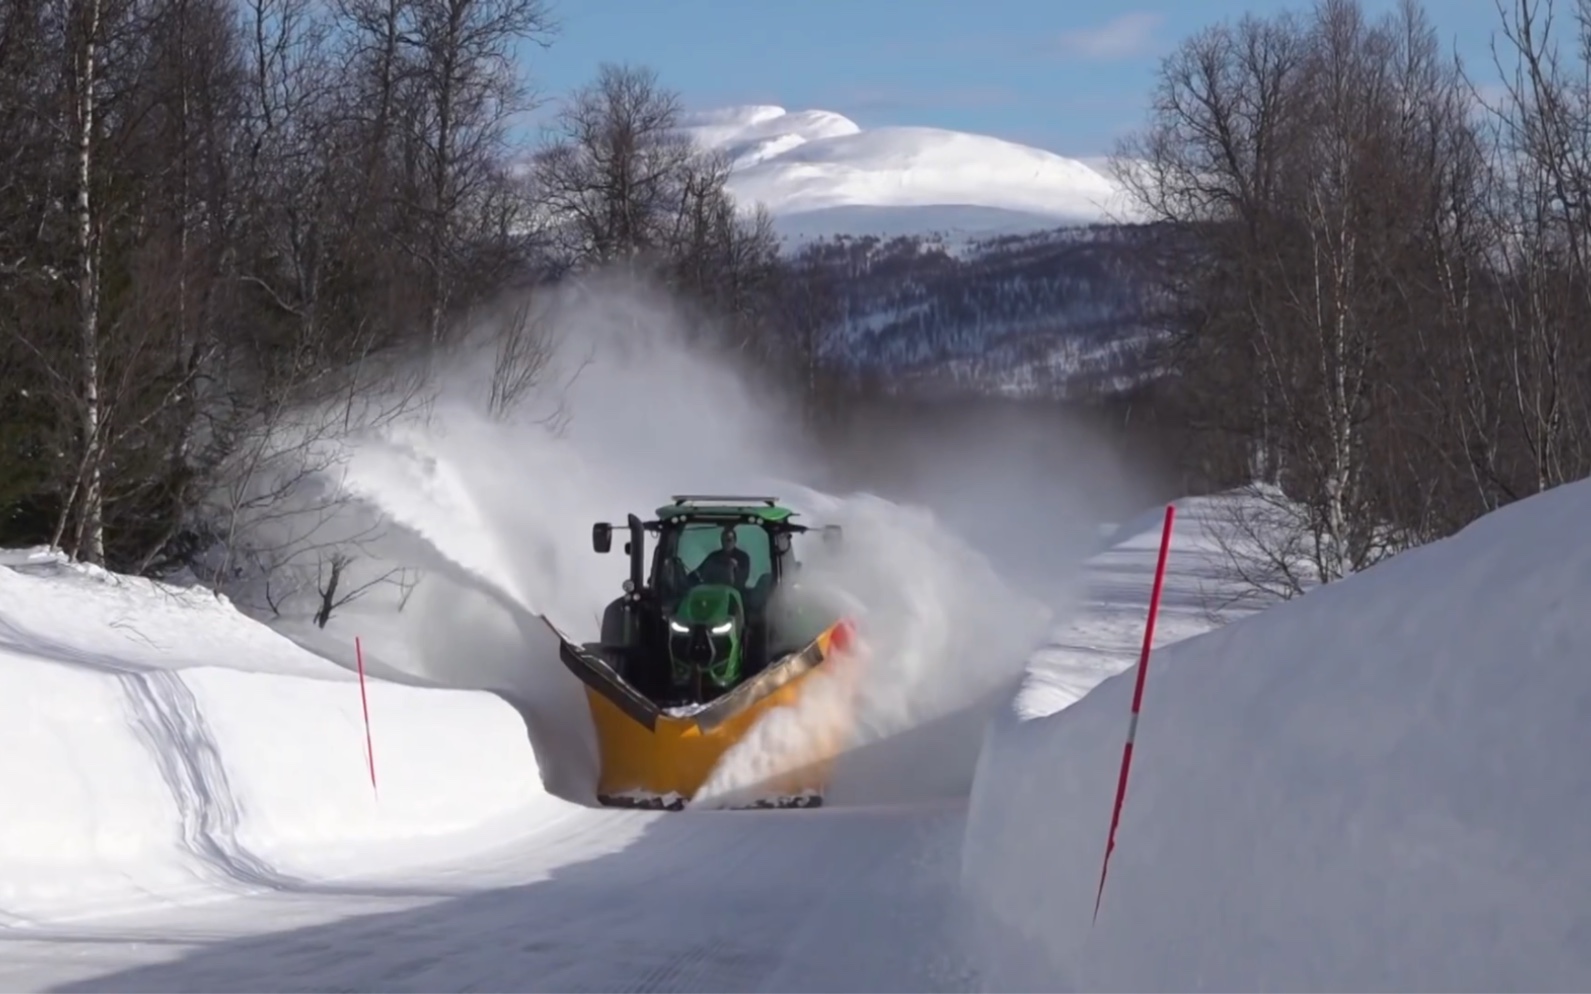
[668,495,779,506]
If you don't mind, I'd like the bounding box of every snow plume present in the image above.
[313,274,818,801]
[691,490,1052,807]
[222,268,1086,804]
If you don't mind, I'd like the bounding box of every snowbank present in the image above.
[963,482,1591,990]
[0,552,556,924]
[1017,494,1260,718]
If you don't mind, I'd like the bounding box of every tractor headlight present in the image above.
[710,621,733,635]
[669,620,689,634]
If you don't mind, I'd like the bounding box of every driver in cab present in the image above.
[694,526,750,587]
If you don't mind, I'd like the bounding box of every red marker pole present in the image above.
[1093,502,1175,922]
[355,636,378,797]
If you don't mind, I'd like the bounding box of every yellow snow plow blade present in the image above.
[555,619,861,809]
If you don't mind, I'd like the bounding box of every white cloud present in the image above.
[1053,12,1165,60]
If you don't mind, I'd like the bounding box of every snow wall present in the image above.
[962,481,1591,991]
[0,553,554,924]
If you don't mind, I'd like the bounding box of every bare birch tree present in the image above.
[1112,0,1502,590]
[400,0,556,345]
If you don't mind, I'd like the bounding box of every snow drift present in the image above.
[679,104,1136,237]
[963,482,1591,991]
[0,550,555,925]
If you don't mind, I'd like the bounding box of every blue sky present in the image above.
[520,0,1510,157]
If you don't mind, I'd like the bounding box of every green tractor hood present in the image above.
[675,584,740,626]
[667,584,745,692]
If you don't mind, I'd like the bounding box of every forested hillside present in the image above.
[786,223,1165,399]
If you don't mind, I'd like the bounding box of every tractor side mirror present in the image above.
[821,524,843,547]
[592,522,612,553]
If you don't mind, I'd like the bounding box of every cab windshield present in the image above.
[653,520,772,602]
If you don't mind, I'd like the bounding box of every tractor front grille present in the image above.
[671,623,730,667]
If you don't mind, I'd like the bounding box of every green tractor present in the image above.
[553,495,856,808]
[585,495,843,710]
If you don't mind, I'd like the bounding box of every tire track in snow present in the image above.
[116,669,299,891]
[625,939,768,994]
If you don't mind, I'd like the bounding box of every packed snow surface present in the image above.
[965,483,1591,991]
[680,104,1135,235]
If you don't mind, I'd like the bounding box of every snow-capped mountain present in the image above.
[680,105,1136,240]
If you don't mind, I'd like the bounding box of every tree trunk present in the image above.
[73,0,106,565]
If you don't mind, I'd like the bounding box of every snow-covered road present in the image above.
[2,802,974,993]
[0,501,1221,993]
[9,471,1589,991]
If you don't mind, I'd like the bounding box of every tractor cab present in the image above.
[589,495,841,709]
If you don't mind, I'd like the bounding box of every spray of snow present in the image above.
[691,491,1052,806]
[235,270,1101,805]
